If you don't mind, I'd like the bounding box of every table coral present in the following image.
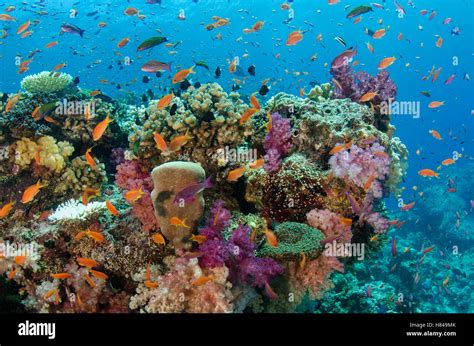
[21,71,73,95]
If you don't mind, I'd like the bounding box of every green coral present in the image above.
[306,83,333,102]
[258,222,324,261]
[20,71,73,94]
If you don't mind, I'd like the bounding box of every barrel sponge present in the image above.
[21,71,72,94]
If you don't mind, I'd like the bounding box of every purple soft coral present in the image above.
[331,64,397,106]
[263,113,292,173]
[198,201,283,287]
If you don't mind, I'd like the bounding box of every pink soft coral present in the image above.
[129,257,234,313]
[329,142,391,198]
[115,160,158,232]
[306,208,352,243]
[288,255,344,301]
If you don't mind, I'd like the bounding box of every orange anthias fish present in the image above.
[85,147,97,170]
[286,30,303,46]
[329,141,352,155]
[117,37,130,48]
[124,7,140,16]
[265,229,278,247]
[364,174,376,191]
[5,94,20,113]
[227,166,246,182]
[432,68,442,83]
[75,228,106,243]
[435,37,443,48]
[82,187,100,205]
[169,131,193,152]
[428,101,444,109]
[251,20,265,32]
[359,92,378,102]
[53,63,66,71]
[145,280,159,288]
[418,169,439,178]
[249,158,264,169]
[366,42,374,54]
[0,201,14,219]
[92,114,113,141]
[442,158,455,166]
[16,20,30,34]
[429,129,442,140]
[192,275,214,286]
[299,252,306,270]
[77,257,99,268]
[422,245,435,253]
[170,216,190,229]
[105,200,119,217]
[124,186,145,203]
[372,28,386,39]
[45,41,58,48]
[250,95,261,110]
[443,275,449,287]
[239,107,258,125]
[172,66,195,84]
[189,234,207,244]
[400,201,416,211]
[154,132,169,153]
[89,269,108,280]
[51,273,72,279]
[14,255,26,265]
[21,180,45,204]
[0,14,16,21]
[157,93,174,109]
[152,233,166,245]
[378,56,396,70]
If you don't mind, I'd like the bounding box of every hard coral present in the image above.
[21,71,73,95]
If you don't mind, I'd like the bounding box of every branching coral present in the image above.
[21,71,73,95]
[129,83,253,173]
[56,156,107,196]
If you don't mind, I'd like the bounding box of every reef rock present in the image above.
[151,161,205,248]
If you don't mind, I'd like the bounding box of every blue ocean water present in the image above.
[0,0,472,314]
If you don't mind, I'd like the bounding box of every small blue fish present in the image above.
[173,176,212,205]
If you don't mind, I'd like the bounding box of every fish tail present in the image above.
[203,175,213,189]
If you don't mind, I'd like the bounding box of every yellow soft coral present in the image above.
[14,136,74,172]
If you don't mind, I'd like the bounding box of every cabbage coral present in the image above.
[14,136,74,173]
[20,71,73,94]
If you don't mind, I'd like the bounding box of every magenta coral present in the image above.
[329,142,391,198]
[330,64,397,106]
[115,160,158,231]
[264,113,292,173]
[198,201,283,287]
[306,208,352,243]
